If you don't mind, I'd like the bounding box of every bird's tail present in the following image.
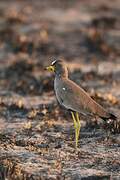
[109,113,117,120]
[101,113,120,133]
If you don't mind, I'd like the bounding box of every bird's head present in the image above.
[46,59,68,78]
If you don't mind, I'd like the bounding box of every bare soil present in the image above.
[0,0,120,179]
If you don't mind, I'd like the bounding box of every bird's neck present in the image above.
[55,73,68,79]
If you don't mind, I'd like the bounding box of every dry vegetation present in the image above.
[0,0,120,179]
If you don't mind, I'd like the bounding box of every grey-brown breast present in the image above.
[54,77,110,118]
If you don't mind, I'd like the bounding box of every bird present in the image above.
[46,59,119,148]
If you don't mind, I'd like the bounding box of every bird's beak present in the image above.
[46,65,55,72]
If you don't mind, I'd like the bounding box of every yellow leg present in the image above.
[76,112,81,143]
[71,112,78,148]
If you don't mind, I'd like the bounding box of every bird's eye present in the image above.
[46,65,55,72]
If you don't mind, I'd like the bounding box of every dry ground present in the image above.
[0,0,120,179]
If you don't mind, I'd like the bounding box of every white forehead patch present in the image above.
[51,60,57,65]
[62,87,66,91]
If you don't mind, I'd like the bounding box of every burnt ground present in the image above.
[0,0,120,179]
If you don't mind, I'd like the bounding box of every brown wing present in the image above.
[60,78,110,118]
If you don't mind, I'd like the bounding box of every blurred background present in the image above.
[0,0,120,179]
